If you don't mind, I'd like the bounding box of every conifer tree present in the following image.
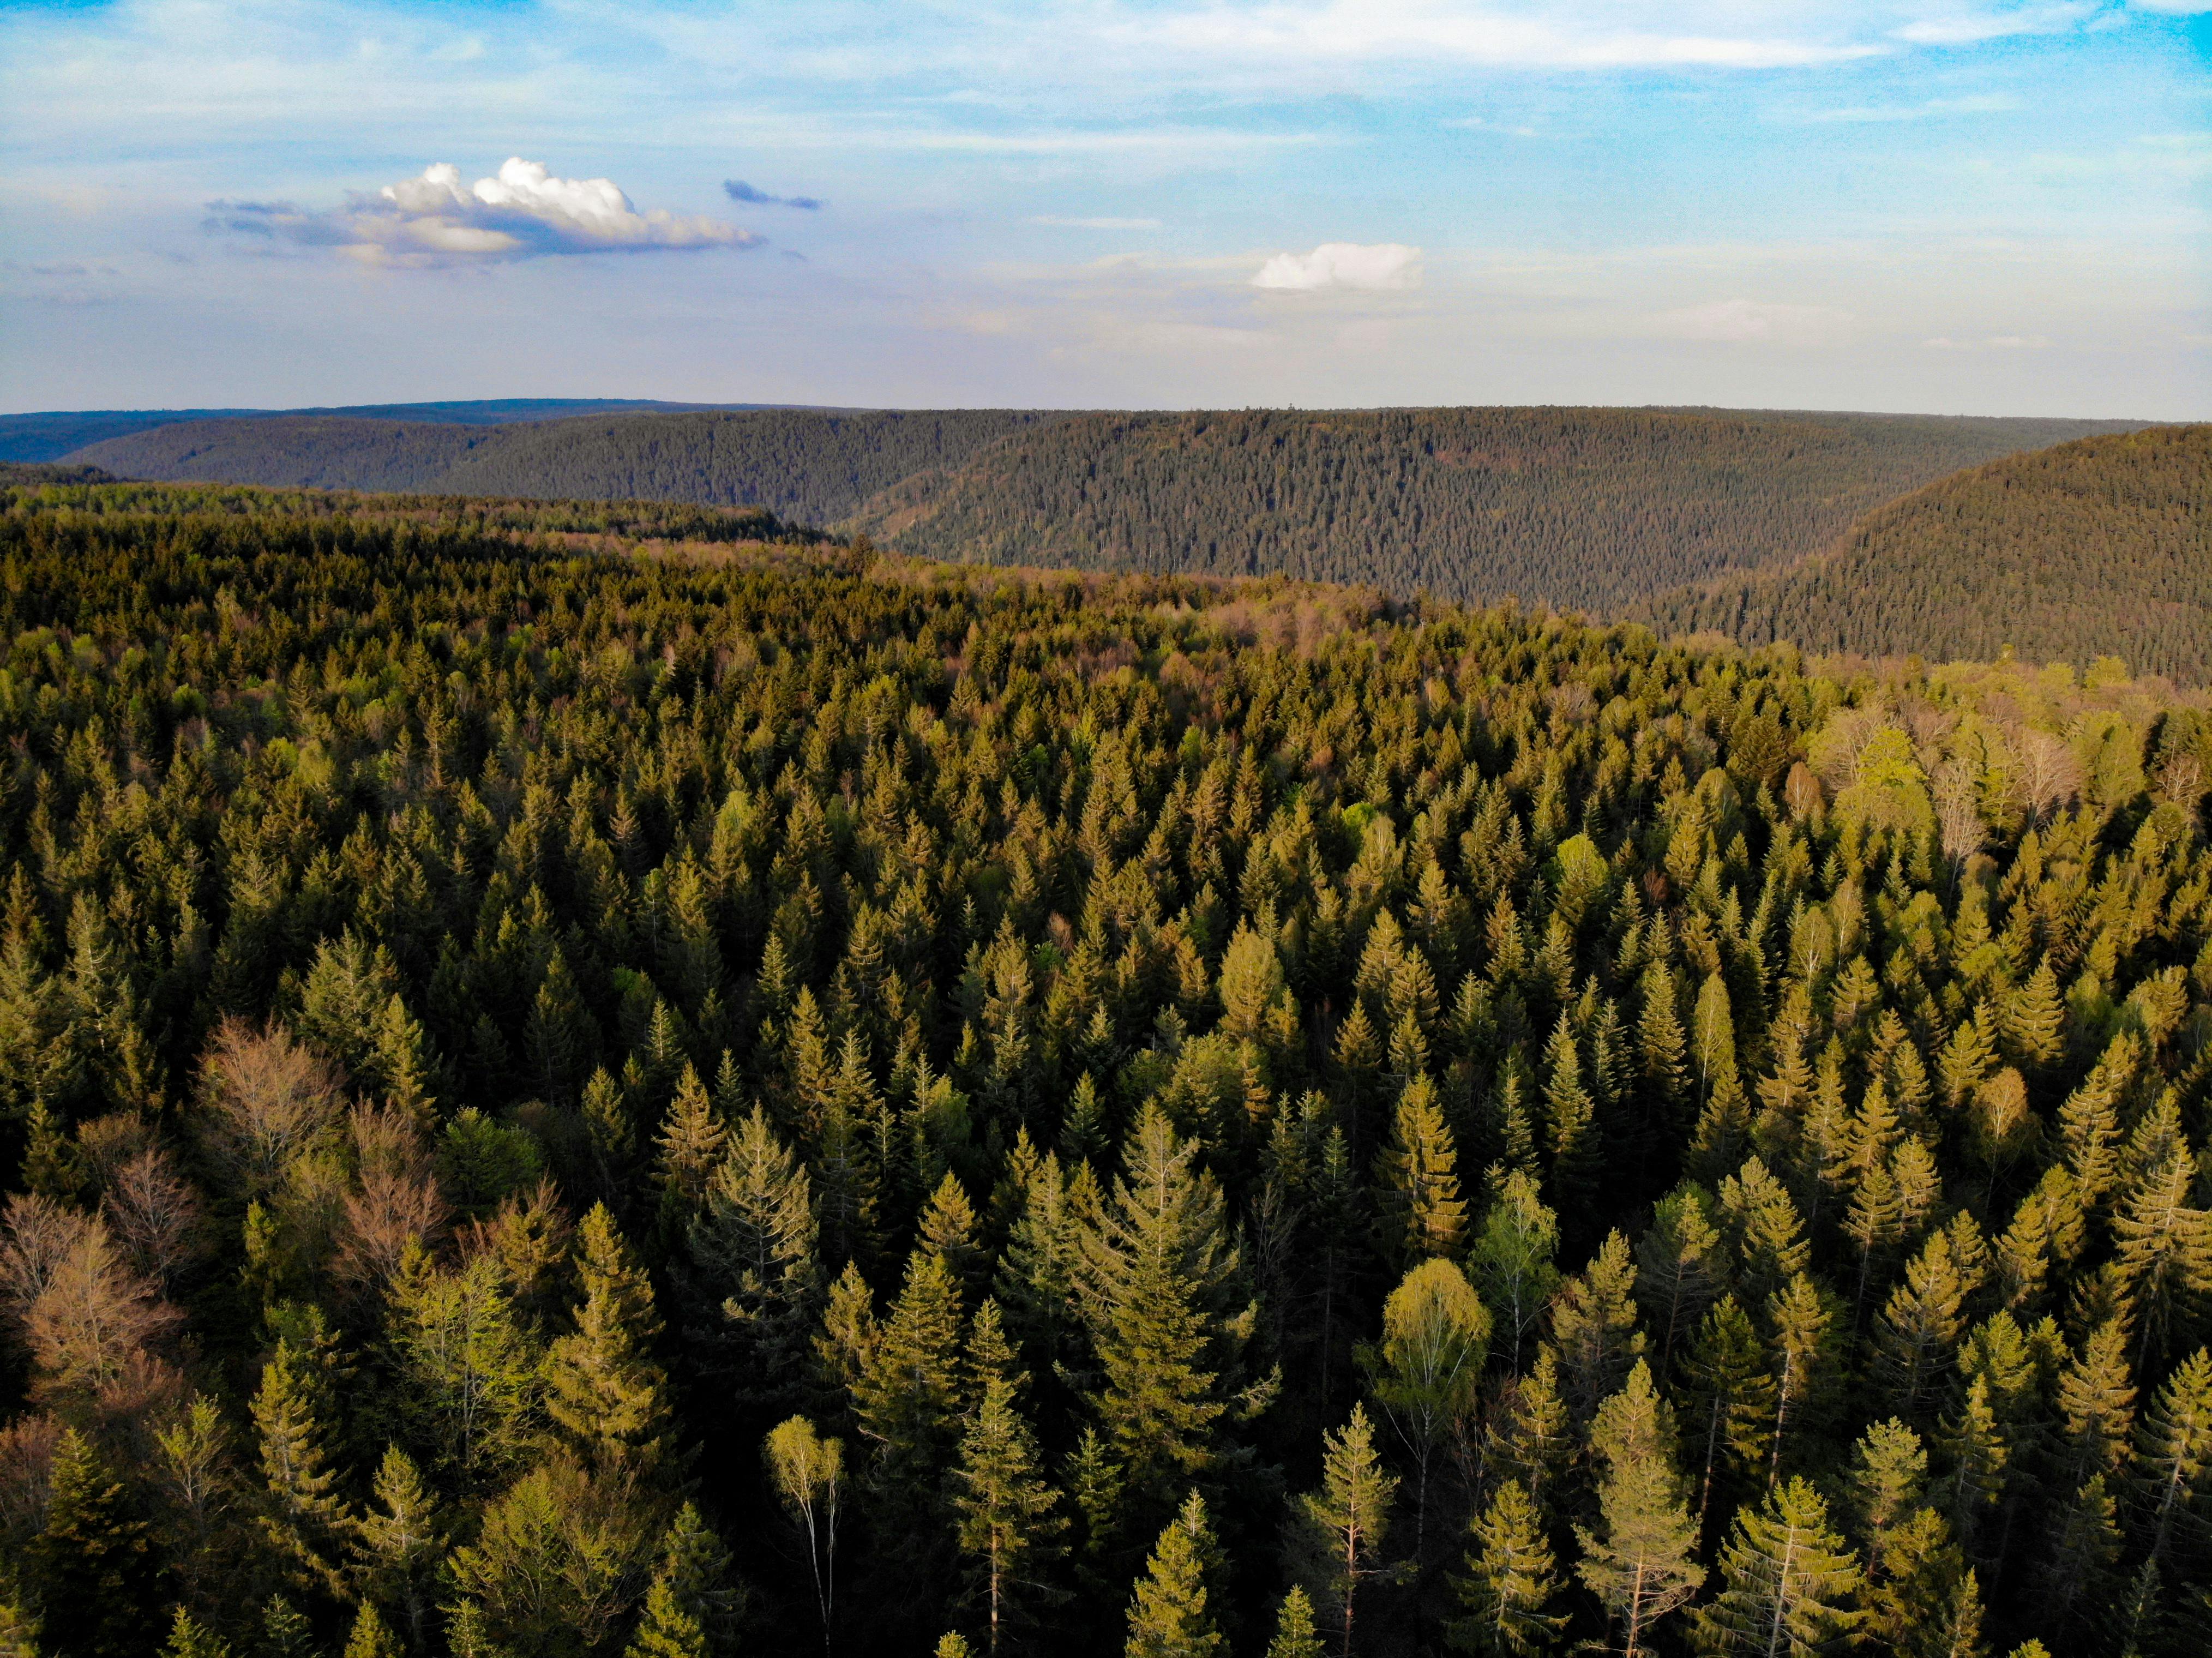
[688,1103,822,1410]
[355,1445,444,1650]
[251,1338,353,1596]
[1294,1404,1399,1657]
[1766,1273,1839,1486]
[545,1202,675,1481]
[1077,1103,1269,1510]
[1874,1229,1970,1422]
[1449,1480,1565,1658]
[1267,1586,1325,1658]
[655,1065,728,1239]
[952,1301,1066,1653]
[1575,1361,1704,1657]
[1374,1074,1467,1266]
[1124,1491,1224,1658]
[1552,1229,1644,1427]
[2129,1345,2212,1575]
[1690,1477,1862,1656]
[1681,1294,1777,1530]
[344,1602,403,1658]
[30,1428,158,1658]
[160,1608,234,1658]
[1541,1015,1600,1210]
[626,1578,708,1658]
[1636,1184,1724,1374]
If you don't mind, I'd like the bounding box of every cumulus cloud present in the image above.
[208,159,758,266]
[724,178,825,210]
[1252,242,1422,291]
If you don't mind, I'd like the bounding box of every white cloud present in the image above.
[1253,242,1422,291]
[1795,93,2019,123]
[208,158,758,267]
[1892,3,2095,44]
[1924,333,2052,348]
[1652,299,1853,342]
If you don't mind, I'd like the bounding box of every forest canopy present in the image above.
[1,478,2209,1658]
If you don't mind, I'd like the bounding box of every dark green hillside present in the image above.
[70,405,2142,611]
[853,407,2146,610]
[69,407,1068,525]
[3,475,2210,1658]
[1642,424,2212,682]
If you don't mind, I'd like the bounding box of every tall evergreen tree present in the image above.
[1373,1075,1468,1266]
[1449,1481,1565,1658]
[251,1338,353,1598]
[1574,1362,1704,1657]
[952,1301,1066,1653]
[29,1429,159,1658]
[1123,1491,1225,1658]
[1690,1477,1862,1657]
[1293,1404,1400,1657]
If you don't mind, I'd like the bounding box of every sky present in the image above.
[1,1,2207,417]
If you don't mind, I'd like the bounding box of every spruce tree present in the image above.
[1374,1074,1468,1266]
[1124,1491,1224,1658]
[31,1429,158,1658]
[251,1338,353,1597]
[2129,1345,2212,1574]
[952,1301,1066,1653]
[1551,1229,1644,1427]
[1266,1586,1325,1658]
[544,1202,675,1482]
[1680,1294,1777,1531]
[1449,1480,1565,1657]
[687,1103,821,1411]
[355,1445,443,1650]
[1691,1477,1862,1656]
[625,1578,708,1658]
[343,1603,403,1658]
[1293,1404,1399,1657]
[160,1608,234,1658]
[1574,1362,1704,1657]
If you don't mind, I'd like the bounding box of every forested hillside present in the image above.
[0,402,774,466]
[2,478,2210,1658]
[68,407,2143,614]
[845,407,2145,612]
[67,409,1067,526]
[1640,425,2212,684]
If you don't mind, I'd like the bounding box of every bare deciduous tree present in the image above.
[335,1103,448,1293]
[103,1144,209,1291]
[195,1019,345,1200]
[1,1190,183,1416]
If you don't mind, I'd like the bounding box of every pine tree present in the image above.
[1293,1404,1399,1657]
[1124,1491,1224,1658]
[1373,1074,1467,1266]
[1574,1362,1704,1657]
[1690,1476,1862,1656]
[544,1202,675,1482]
[29,1429,159,1658]
[251,1338,354,1596]
[1449,1480,1565,1657]
[952,1300,1066,1653]
[1361,1256,1490,1559]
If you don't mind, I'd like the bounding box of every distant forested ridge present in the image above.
[845,407,2145,612]
[67,406,2143,614]
[66,409,1071,526]
[3,476,2211,1658]
[1642,425,2212,683]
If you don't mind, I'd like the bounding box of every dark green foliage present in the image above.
[1645,424,2212,683]
[0,478,2207,1658]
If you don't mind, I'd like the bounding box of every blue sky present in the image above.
[2,1,2206,416]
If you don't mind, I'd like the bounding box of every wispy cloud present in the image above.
[1031,216,1165,230]
[1891,3,2096,45]
[1253,243,1422,292]
[207,159,758,267]
[724,179,825,210]
[1924,333,2052,348]
[1794,93,2019,123]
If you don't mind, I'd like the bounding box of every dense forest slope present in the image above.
[1642,425,2212,683]
[68,406,2141,612]
[0,399,781,464]
[846,407,2144,612]
[2,475,2209,1658]
[67,408,1067,525]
